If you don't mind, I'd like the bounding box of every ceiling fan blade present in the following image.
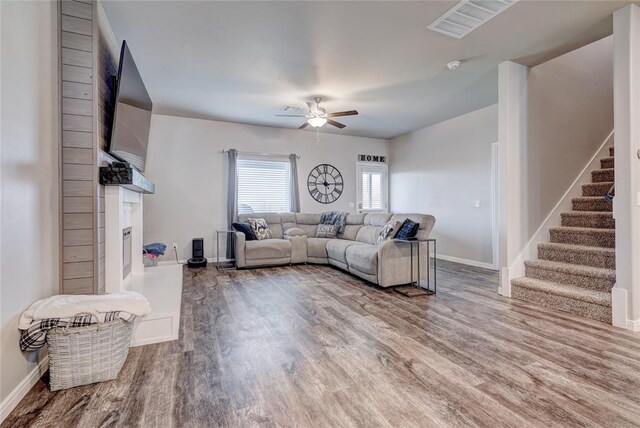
[327,119,346,129]
[275,114,306,117]
[298,122,310,129]
[329,110,358,117]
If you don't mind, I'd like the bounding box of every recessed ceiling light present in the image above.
[447,60,461,70]
[428,0,520,39]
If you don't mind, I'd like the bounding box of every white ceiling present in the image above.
[102,0,635,139]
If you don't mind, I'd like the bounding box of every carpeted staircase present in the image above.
[511,146,615,323]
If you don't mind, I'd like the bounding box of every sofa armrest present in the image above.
[234,231,247,268]
[285,235,308,264]
[377,240,428,287]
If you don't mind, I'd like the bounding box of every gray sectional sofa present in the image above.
[234,212,435,287]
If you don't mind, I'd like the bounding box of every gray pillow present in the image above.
[316,224,339,239]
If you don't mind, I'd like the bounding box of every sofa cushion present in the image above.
[296,213,322,225]
[346,245,378,275]
[364,213,393,226]
[307,238,331,258]
[245,239,291,260]
[239,213,284,238]
[341,225,362,241]
[327,239,363,264]
[355,226,384,245]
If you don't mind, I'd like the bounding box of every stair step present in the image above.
[550,226,615,248]
[538,242,615,269]
[609,146,614,156]
[572,196,613,212]
[511,277,612,323]
[561,211,614,229]
[582,182,614,197]
[592,168,614,183]
[600,157,614,169]
[524,259,615,292]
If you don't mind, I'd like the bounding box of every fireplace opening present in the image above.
[123,227,132,279]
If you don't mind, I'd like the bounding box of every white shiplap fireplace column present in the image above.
[104,186,144,293]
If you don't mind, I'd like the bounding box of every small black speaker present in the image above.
[188,238,207,268]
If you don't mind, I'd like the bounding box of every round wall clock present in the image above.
[307,164,343,204]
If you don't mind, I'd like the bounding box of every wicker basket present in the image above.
[46,314,134,391]
[143,249,158,267]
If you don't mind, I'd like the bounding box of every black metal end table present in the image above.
[393,238,436,297]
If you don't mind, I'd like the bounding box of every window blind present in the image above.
[237,158,291,214]
[362,172,383,210]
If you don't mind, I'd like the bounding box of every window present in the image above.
[357,163,388,213]
[237,156,291,214]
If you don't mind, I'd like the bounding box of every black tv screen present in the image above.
[108,41,152,172]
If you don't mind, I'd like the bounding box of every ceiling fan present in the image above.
[276,97,358,130]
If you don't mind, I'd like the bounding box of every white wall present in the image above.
[143,114,388,260]
[0,0,59,418]
[389,105,498,267]
[525,36,613,238]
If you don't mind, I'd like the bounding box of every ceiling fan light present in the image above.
[307,117,327,128]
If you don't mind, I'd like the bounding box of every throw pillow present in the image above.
[232,222,257,241]
[247,218,273,240]
[376,220,402,245]
[316,224,339,239]
[396,218,420,240]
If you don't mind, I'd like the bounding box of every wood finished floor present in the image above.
[4,261,640,427]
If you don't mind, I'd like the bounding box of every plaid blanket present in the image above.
[19,311,135,352]
[320,211,349,237]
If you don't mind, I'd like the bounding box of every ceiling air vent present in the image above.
[428,0,519,39]
[281,105,304,114]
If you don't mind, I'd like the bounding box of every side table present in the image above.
[393,238,436,297]
[216,229,236,271]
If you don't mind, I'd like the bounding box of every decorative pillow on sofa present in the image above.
[376,220,402,245]
[232,222,257,241]
[316,224,339,239]
[395,218,420,240]
[247,218,273,240]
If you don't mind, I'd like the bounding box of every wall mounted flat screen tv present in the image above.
[108,40,152,172]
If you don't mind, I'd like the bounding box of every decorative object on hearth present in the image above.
[275,97,358,130]
[308,164,343,204]
[99,161,155,194]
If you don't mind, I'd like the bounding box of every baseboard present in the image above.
[435,254,497,271]
[0,355,48,423]
[627,318,640,332]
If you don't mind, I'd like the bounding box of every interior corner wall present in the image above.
[525,35,613,239]
[143,114,388,261]
[389,104,499,267]
[0,0,59,417]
